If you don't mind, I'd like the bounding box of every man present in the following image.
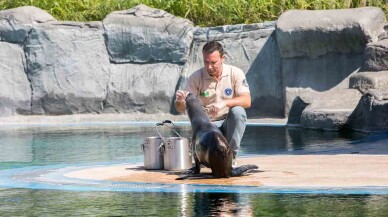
[175,41,251,165]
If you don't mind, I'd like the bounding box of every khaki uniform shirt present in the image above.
[184,64,250,121]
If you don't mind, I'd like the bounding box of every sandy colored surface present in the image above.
[65,155,388,187]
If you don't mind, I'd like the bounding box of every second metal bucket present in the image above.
[163,137,192,171]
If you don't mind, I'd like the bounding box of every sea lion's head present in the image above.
[185,93,208,121]
[185,93,204,109]
[185,92,193,100]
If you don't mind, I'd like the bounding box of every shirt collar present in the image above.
[203,64,230,80]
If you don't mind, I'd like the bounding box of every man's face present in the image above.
[203,50,224,77]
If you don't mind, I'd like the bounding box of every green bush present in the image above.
[0,0,387,26]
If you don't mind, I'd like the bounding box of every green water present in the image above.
[0,125,387,216]
[1,189,387,216]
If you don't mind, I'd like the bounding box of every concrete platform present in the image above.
[0,113,287,127]
[66,155,388,188]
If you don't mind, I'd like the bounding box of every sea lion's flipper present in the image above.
[176,173,215,180]
[231,164,259,177]
[175,174,192,180]
[180,165,200,175]
[175,166,197,180]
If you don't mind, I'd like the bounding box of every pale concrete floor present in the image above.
[66,155,388,187]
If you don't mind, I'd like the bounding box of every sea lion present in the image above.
[177,93,258,180]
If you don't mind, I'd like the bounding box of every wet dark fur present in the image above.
[176,93,258,180]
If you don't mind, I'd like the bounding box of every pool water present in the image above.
[0,124,388,216]
[1,189,387,216]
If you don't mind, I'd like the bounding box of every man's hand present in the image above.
[175,90,189,113]
[175,90,189,102]
[207,100,226,117]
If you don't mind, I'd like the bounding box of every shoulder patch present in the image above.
[242,79,249,87]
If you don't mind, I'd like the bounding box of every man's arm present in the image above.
[224,93,251,108]
[207,93,251,116]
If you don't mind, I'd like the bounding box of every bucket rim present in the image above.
[144,136,162,139]
[165,137,190,140]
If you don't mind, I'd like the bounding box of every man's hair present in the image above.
[202,41,225,57]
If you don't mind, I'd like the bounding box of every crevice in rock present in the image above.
[22,27,34,115]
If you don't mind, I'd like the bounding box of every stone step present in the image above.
[362,38,388,72]
[299,89,362,130]
[349,70,388,91]
[347,89,388,132]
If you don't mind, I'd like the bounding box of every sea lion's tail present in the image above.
[231,164,258,177]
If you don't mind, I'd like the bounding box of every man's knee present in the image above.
[228,106,247,122]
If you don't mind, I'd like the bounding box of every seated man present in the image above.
[175,41,251,165]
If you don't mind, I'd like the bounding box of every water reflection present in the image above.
[241,126,370,155]
[192,193,253,216]
[0,131,33,162]
[0,189,387,216]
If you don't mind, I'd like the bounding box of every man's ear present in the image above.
[221,55,225,62]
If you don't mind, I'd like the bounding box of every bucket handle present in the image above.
[141,141,165,155]
[158,142,165,154]
[155,120,181,138]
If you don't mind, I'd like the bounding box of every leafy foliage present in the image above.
[0,0,386,26]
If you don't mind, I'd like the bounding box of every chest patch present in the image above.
[224,88,233,96]
[200,91,210,97]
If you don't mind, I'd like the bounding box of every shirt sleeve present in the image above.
[233,66,250,95]
[184,69,201,96]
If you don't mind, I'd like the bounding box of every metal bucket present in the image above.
[163,137,192,171]
[141,137,164,170]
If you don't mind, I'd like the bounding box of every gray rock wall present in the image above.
[25,21,110,115]
[276,7,385,59]
[0,42,31,116]
[106,63,182,113]
[0,6,56,43]
[0,5,387,132]
[277,7,386,117]
[362,39,388,71]
[0,5,187,116]
[103,4,195,64]
[281,53,363,91]
[346,91,388,132]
